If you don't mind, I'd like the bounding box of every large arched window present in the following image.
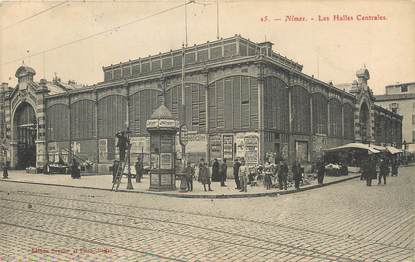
[312,93,328,134]
[291,85,310,134]
[47,104,69,141]
[129,89,161,135]
[329,99,342,137]
[98,95,127,138]
[165,83,206,132]
[264,77,289,132]
[70,100,96,140]
[14,102,37,169]
[343,103,354,140]
[208,76,258,131]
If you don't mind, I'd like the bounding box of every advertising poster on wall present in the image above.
[209,134,222,160]
[186,132,207,153]
[160,153,172,169]
[223,135,233,160]
[130,136,150,154]
[151,154,159,169]
[235,134,245,158]
[296,141,309,163]
[71,141,81,154]
[47,142,57,153]
[244,135,259,165]
[98,139,108,162]
[281,143,289,161]
[160,135,173,153]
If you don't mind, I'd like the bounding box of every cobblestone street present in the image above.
[0,166,414,261]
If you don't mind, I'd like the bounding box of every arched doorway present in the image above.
[359,102,370,143]
[14,102,37,169]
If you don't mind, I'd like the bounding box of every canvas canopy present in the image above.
[370,145,387,152]
[386,146,403,155]
[325,143,380,154]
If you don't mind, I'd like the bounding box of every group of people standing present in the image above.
[360,155,400,186]
[231,158,307,192]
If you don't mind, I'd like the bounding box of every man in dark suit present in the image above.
[233,158,241,190]
[365,156,376,186]
[116,131,128,162]
[278,160,288,190]
[184,161,195,192]
[220,159,227,187]
[292,160,302,190]
[211,158,220,182]
[378,157,389,185]
[316,158,326,185]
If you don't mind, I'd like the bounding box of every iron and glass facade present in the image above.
[0,35,402,170]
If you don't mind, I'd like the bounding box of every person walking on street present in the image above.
[378,157,389,185]
[292,160,302,190]
[316,158,326,185]
[212,158,220,182]
[199,159,213,192]
[135,157,143,183]
[185,161,195,192]
[239,158,248,192]
[220,159,227,187]
[233,158,241,190]
[391,157,399,176]
[366,156,376,186]
[360,158,366,181]
[361,157,369,186]
[2,160,9,179]
[278,160,288,190]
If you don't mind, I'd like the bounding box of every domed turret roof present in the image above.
[150,104,174,120]
[356,68,370,80]
[15,65,36,78]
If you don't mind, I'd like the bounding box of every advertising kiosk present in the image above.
[146,105,179,191]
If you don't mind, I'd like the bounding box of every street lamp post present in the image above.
[126,126,133,190]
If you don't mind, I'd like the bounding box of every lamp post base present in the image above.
[126,175,134,190]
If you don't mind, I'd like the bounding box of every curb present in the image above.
[0,174,361,199]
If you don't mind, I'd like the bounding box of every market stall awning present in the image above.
[370,145,387,152]
[325,143,380,154]
[386,146,403,154]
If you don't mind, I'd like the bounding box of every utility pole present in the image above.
[185,0,188,47]
[126,127,133,190]
[181,0,189,166]
[216,0,220,39]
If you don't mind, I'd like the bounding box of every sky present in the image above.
[0,0,414,95]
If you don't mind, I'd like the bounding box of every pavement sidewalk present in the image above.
[1,171,360,198]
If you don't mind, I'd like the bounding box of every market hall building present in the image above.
[0,35,402,171]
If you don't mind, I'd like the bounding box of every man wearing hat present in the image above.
[116,131,128,162]
[378,156,389,185]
